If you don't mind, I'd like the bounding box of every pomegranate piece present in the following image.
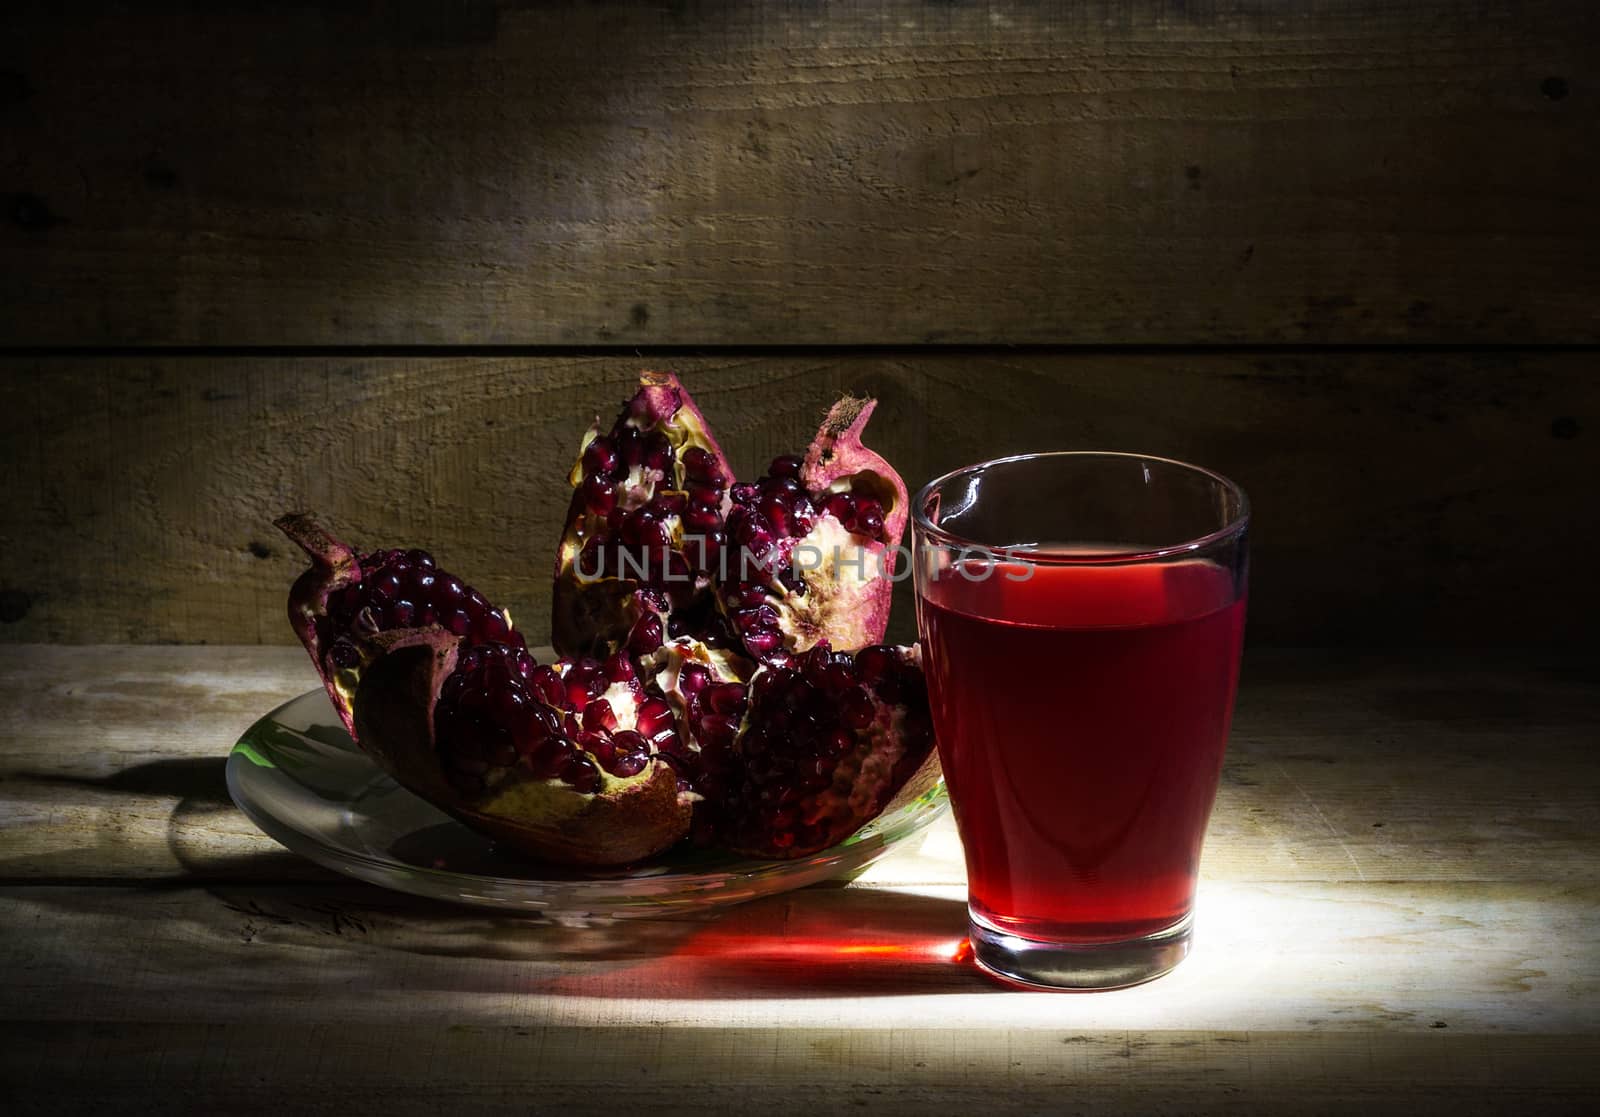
[276,513,523,739]
[552,371,736,659]
[717,642,939,859]
[643,637,755,843]
[352,629,693,867]
[721,397,909,666]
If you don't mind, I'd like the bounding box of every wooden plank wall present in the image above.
[3,0,1596,346]
[1,353,1594,646]
[2,2,1596,646]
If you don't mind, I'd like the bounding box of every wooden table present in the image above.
[2,646,1597,1113]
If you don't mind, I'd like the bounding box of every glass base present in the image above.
[968,907,1193,991]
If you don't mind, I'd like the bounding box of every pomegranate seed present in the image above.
[680,664,711,694]
[635,697,676,740]
[768,455,803,480]
[817,663,855,695]
[855,499,885,536]
[367,570,401,602]
[529,665,564,706]
[565,677,592,710]
[687,484,721,509]
[684,512,719,541]
[638,519,671,550]
[759,497,789,534]
[512,649,536,680]
[627,614,664,655]
[855,645,895,685]
[583,699,618,733]
[840,688,875,729]
[603,651,635,684]
[706,682,747,716]
[405,549,435,569]
[642,432,674,472]
[731,482,759,504]
[583,473,617,515]
[583,437,619,477]
[744,631,782,656]
[493,686,527,720]
[606,751,649,777]
[528,736,573,778]
[329,640,359,669]
[700,713,738,744]
[824,493,856,522]
[682,446,714,477]
[560,753,602,793]
[611,729,650,756]
[444,609,472,636]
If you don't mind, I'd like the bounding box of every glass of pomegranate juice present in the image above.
[913,452,1249,990]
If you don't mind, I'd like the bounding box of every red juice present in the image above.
[918,558,1246,942]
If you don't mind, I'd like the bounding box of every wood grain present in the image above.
[1,647,1596,1111]
[0,880,1596,1112]
[2,1,1596,345]
[0,353,1594,646]
[12,877,1595,1031]
[2,647,1595,885]
[4,1016,1595,1115]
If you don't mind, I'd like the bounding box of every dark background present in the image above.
[2,0,1596,650]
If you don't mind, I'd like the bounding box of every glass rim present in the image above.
[911,450,1251,565]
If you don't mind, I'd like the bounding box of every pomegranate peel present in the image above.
[277,512,364,736]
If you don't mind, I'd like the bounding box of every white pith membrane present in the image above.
[646,637,754,804]
[773,513,886,655]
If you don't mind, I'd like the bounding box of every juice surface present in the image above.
[919,558,1246,941]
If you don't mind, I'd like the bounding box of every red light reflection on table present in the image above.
[528,890,984,998]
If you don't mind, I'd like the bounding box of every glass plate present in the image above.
[227,688,948,923]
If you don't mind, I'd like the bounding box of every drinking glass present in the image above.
[913,452,1249,990]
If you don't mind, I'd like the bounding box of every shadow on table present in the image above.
[12,757,990,996]
[2,757,331,883]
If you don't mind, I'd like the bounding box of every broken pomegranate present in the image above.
[276,513,522,739]
[721,398,908,666]
[552,370,734,659]
[718,643,938,858]
[353,628,691,867]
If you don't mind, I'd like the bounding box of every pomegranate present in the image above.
[552,371,735,659]
[718,643,938,858]
[278,377,941,867]
[353,628,691,866]
[721,397,908,665]
[276,513,522,738]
